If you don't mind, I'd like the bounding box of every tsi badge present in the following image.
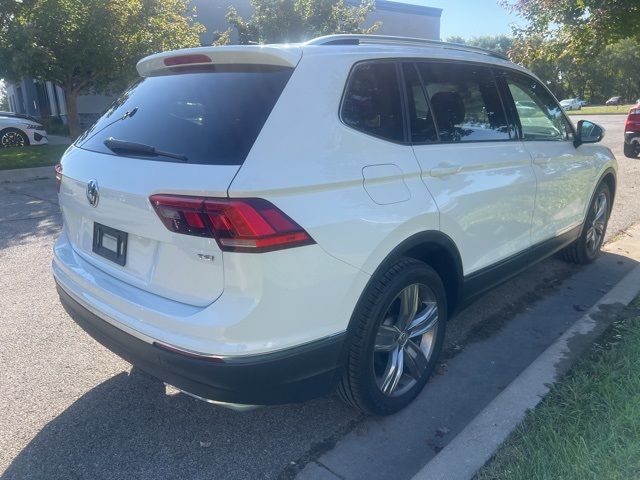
[197,254,215,262]
[86,179,99,207]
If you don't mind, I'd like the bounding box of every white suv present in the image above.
[53,35,616,415]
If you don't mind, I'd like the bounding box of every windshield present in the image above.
[77,65,293,165]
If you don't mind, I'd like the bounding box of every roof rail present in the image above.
[305,34,510,61]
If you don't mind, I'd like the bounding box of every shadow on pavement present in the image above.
[2,369,357,480]
[0,178,61,251]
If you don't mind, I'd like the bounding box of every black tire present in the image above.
[0,128,29,148]
[337,258,447,415]
[561,182,611,264]
[624,142,639,159]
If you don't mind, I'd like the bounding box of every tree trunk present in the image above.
[64,87,81,140]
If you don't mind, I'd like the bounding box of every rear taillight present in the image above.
[149,195,315,253]
[626,108,640,131]
[54,163,62,192]
[163,54,212,66]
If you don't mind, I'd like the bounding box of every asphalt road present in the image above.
[1,114,638,480]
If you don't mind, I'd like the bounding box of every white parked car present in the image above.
[52,35,616,415]
[560,98,582,110]
[0,113,48,147]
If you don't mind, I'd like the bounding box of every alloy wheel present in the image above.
[1,131,26,147]
[373,283,439,397]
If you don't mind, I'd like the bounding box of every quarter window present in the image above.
[417,62,510,142]
[505,72,573,141]
[341,62,404,142]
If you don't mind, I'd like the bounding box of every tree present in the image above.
[0,0,204,138]
[0,80,8,111]
[501,0,640,59]
[446,35,514,56]
[221,0,379,45]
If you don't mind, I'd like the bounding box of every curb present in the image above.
[0,165,55,184]
[411,263,640,480]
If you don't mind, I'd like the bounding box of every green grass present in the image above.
[476,298,640,480]
[566,104,634,115]
[0,144,68,170]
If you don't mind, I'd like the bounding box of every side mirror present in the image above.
[574,119,605,147]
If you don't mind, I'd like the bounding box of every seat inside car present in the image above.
[430,91,465,141]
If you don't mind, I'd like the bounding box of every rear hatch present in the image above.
[58,46,299,307]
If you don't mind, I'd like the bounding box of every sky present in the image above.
[393,0,524,40]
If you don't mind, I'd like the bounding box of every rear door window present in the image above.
[341,62,405,142]
[416,62,510,142]
[76,65,293,165]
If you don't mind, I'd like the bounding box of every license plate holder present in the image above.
[92,222,127,266]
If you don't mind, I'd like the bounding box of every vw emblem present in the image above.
[86,179,99,207]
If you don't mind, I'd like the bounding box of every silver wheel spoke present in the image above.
[587,193,608,253]
[408,303,438,338]
[594,222,605,235]
[381,346,404,395]
[374,281,440,397]
[594,195,607,222]
[404,340,428,379]
[398,284,420,330]
[375,325,399,352]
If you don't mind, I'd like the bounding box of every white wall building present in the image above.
[194,0,441,44]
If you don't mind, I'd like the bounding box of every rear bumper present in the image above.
[624,132,640,145]
[57,283,346,405]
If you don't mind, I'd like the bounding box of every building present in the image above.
[5,1,441,128]
[5,78,114,130]
[194,0,442,44]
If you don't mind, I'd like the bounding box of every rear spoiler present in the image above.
[137,45,302,77]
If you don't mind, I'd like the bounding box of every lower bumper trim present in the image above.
[56,283,346,405]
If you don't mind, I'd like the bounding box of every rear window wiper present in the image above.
[103,137,188,162]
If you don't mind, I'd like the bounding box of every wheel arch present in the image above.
[600,168,616,206]
[346,230,464,341]
[578,167,616,238]
[585,167,616,221]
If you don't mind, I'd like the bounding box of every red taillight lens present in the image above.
[54,163,62,192]
[626,109,640,131]
[149,195,315,253]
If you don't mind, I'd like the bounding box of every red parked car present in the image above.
[624,103,640,158]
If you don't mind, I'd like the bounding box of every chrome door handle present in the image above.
[532,156,550,165]
[430,165,462,177]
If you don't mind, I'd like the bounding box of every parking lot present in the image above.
[1,114,639,480]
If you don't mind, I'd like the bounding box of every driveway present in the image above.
[1,114,638,480]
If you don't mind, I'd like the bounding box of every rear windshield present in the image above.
[76,65,293,165]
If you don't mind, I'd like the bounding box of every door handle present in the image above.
[532,156,550,165]
[430,165,462,177]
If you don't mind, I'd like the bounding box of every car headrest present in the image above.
[430,91,465,127]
